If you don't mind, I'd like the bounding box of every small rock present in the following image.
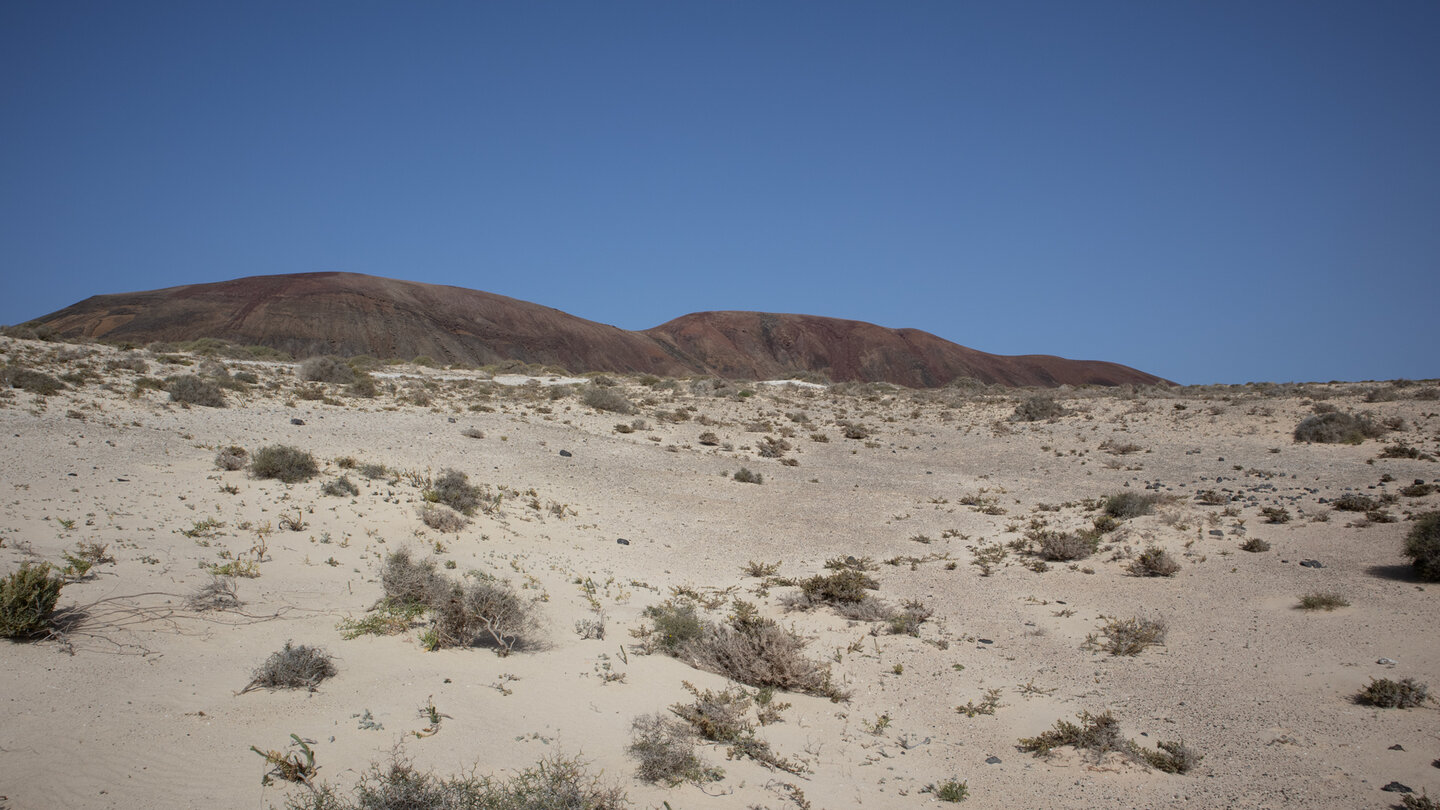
[985,756,1001,764]
[1299,559,1324,569]
[447,417,456,423]
[616,538,629,546]
[1381,782,1413,794]
[1208,530,1224,537]
[1389,744,1405,751]
[1377,658,1398,665]
[290,418,305,426]
[977,638,994,645]
[559,450,572,457]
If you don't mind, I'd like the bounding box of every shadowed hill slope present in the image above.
[26,272,1169,387]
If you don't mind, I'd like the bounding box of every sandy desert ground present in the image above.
[1,336,1437,809]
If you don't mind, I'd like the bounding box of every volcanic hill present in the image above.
[25,272,1167,388]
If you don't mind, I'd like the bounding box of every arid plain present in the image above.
[1,336,1436,809]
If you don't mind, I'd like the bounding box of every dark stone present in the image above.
[290,418,305,425]
[447,417,456,423]
[1209,530,1224,537]
[1381,782,1413,793]
[616,538,629,545]
[1389,744,1405,751]
[978,638,993,644]
[1299,559,1324,569]
[559,450,572,457]
[985,756,1001,764]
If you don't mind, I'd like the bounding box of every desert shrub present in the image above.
[242,641,336,692]
[288,752,628,810]
[1293,411,1385,444]
[1297,592,1349,611]
[321,475,359,497]
[1379,443,1436,461]
[106,355,149,374]
[1401,482,1436,497]
[1401,794,1439,810]
[1,366,65,395]
[358,463,389,480]
[733,468,763,484]
[232,370,259,384]
[215,445,249,471]
[628,713,722,786]
[840,421,869,440]
[0,563,64,638]
[1018,711,1200,773]
[1012,395,1064,422]
[1139,740,1204,774]
[461,426,485,439]
[799,569,878,604]
[582,384,634,414]
[166,374,226,407]
[1260,506,1291,524]
[297,355,355,384]
[926,779,970,802]
[419,503,469,533]
[380,549,449,607]
[1127,546,1180,577]
[431,577,538,654]
[1087,616,1166,656]
[1404,512,1440,581]
[1355,677,1430,709]
[251,445,319,483]
[1333,492,1380,512]
[424,468,490,516]
[678,614,843,700]
[1102,492,1161,519]
[669,681,803,773]
[1239,537,1271,552]
[697,431,719,446]
[756,436,791,458]
[1036,531,1098,561]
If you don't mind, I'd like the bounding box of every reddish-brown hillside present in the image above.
[643,311,1166,387]
[26,272,1169,387]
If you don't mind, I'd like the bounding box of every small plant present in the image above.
[423,468,495,515]
[297,355,355,384]
[628,712,723,786]
[250,734,317,785]
[1035,531,1098,561]
[215,445,249,471]
[742,560,781,577]
[1239,537,1271,552]
[799,568,878,604]
[166,374,226,407]
[1297,592,1349,611]
[733,467,763,484]
[924,779,970,802]
[1401,793,1439,810]
[242,641,337,693]
[1404,512,1440,581]
[321,475,359,497]
[188,576,242,612]
[1086,616,1166,656]
[1355,677,1430,709]
[582,384,635,414]
[250,445,319,483]
[419,503,469,533]
[956,688,1002,717]
[1127,546,1180,577]
[0,563,64,638]
[698,431,719,446]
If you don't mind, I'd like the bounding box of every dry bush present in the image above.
[1297,592,1349,611]
[380,549,449,607]
[733,467,763,484]
[1293,411,1386,444]
[1239,537,1271,553]
[242,641,337,693]
[250,445,319,483]
[698,431,719,446]
[1012,395,1064,422]
[166,374,226,407]
[321,475,359,497]
[1127,546,1180,577]
[1103,492,1161,519]
[424,468,494,516]
[1088,616,1166,656]
[188,576,242,612]
[431,577,539,655]
[676,614,844,700]
[419,503,469,533]
[2,366,65,395]
[0,563,64,638]
[798,569,878,604]
[628,713,721,786]
[1019,710,1202,774]
[1036,531,1098,561]
[582,384,635,414]
[215,445,249,471]
[288,751,628,810]
[297,355,355,384]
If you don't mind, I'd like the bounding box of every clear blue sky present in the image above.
[2,2,1436,384]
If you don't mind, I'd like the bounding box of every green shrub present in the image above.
[242,641,336,693]
[1404,512,1440,581]
[926,779,970,802]
[1102,492,1161,519]
[1355,677,1430,709]
[1018,710,1200,773]
[297,355,355,384]
[166,374,226,407]
[1087,616,1166,656]
[250,445,319,483]
[0,563,64,638]
[642,600,705,652]
[1260,507,1291,524]
[799,569,878,604]
[1293,411,1385,444]
[2,366,65,395]
[1297,592,1349,611]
